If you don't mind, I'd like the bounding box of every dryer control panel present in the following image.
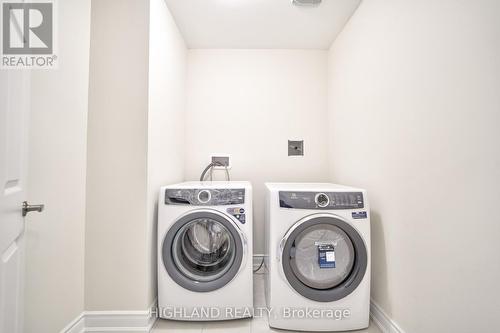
[279,191,364,209]
[165,188,245,206]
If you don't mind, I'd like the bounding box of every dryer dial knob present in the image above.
[315,193,330,208]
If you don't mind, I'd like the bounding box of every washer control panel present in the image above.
[165,188,245,206]
[279,191,364,209]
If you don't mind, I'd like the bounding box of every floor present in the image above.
[151,274,381,333]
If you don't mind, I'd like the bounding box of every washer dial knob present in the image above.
[197,190,211,204]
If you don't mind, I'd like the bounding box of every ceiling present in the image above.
[164,0,362,49]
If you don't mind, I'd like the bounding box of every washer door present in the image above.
[162,210,244,292]
[281,214,367,302]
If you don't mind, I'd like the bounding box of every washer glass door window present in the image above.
[282,215,367,302]
[163,211,244,292]
[173,218,234,282]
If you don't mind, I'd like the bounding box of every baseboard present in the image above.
[370,300,404,333]
[84,309,156,333]
[61,312,85,333]
[61,300,157,333]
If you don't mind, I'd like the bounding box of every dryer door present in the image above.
[162,210,245,292]
[281,214,367,302]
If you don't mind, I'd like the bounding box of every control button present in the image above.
[239,208,245,214]
[315,193,330,208]
[197,190,211,204]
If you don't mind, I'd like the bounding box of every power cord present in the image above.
[253,257,265,273]
[199,161,230,181]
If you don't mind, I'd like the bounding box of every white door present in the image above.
[0,53,33,333]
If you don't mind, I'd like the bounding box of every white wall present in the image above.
[146,0,187,304]
[86,0,150,310]
[24,0,91,331]
[185,50,330,253]
[86,0,187,311]
[327,0,500,332]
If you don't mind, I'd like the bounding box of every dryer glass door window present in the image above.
[291,224,355,289]
[162,211,244,292]
[172,218,235,282]
[282,215,368,302]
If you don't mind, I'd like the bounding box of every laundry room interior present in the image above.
[2,0,499,333]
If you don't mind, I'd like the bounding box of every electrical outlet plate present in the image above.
[211,155,231,169]
[288,140,304,156]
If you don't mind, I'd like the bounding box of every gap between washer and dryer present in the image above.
[151,273,381,333]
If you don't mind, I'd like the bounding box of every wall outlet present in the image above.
[211,155,231,169]
[288,140,304,156]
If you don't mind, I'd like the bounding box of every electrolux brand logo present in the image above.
[1,0,57,69]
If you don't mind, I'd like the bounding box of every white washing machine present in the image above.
[158,181,253,321]
[264,183,370,331]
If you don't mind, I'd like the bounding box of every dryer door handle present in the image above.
[277,236,287,262]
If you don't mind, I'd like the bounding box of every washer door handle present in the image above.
[289,246,296,259]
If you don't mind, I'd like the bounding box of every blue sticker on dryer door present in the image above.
[352,211,367,219]
[318,244,336,268]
